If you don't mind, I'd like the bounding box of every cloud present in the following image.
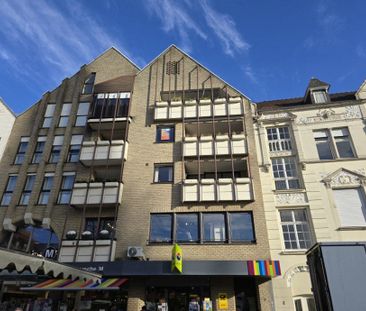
[0,0,142,86]
[243,65,258,84]
[146,0,207,53]
[199,0,250,56]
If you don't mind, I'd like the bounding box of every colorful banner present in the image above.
[247,260,281,276]
[171,243,183,273]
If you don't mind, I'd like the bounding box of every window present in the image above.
[154,164,173,183]
[156,126,175,143]
[19,174,36,205]
[32,136,47,164]
[42,104,56,128]
[149,212,255,244]
[1,175,17,206]
[49,136,64,163]
[90,92,130,119]
[314,128,355,160]
[82,73,96,95]
[58,103,72,127]
[67,135,83,162]
[294,297,316,311]
[267,127,292,151]
[272,157,300,190]
[333,188,366,227]
[14,137,29,164]
[176,214,199,242]
[75,102,90,126]
[166,61,180,75]
[229,213,255,242]
[38,173,54,205]
[57,173,75,204]
[150,214,172,243]
[84,217,115,239]
[312,90,328,104]
[280,209,312,250]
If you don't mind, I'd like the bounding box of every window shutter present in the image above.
[333,188,366,227]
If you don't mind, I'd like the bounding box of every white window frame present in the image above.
[293,296,317,311]
[271,157,300,190]
[267,126,292,152]
[312,90,328,104]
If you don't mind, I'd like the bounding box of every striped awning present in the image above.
[21,277,127,291]
[247,260,281,277]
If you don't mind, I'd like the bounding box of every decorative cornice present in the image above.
[275,192,308,205]
[257,112,296,123]
[322,168,366,188]
[286,265,310,287]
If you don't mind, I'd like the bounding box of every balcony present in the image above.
[70,182,123,207]
[183,178,252,202]
[154,97,243,121]
[58,239,116,263]
[80,140,128,166]
[183,134,247,157]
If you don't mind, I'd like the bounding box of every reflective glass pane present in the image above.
[229,213,254,241]
[203,213,226,242]
[176,214,199,242]
[335,139,354,158]
[150,214,172,242]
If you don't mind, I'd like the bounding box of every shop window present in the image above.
[75,102,90,126]
[14,137,29,165]
[67,135,83,163]
[38,173,54,205]
[42,103,56,128]
[272,157,300,190]
[229,212,255,242]
[156,125,175,143]
[32,136,47,164]
[1,175,17,206]
[176,213,199,242]
[154,164,173,183]
[57,173,75,204]
[82,73,96,95]
[19,174,36,206]
[280,209,313,250]
[84,217,115,239]
[49,135,64,163]
[58,103,72,127]
[332,188,366,227]
[149,214,172,243]
[203,213,226,242]
[267,126,292,152]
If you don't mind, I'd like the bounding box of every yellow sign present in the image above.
[171,243,183,273]
[218,293,228,310]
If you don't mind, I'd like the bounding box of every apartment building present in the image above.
[0,98,15,161]
[0,46,279,311]
[253,78,366,311]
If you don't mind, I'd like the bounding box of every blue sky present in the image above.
[0,0,365,114]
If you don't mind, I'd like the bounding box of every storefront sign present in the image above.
[43,247,57,259]
[171,243,183,273]
[218,293,228,310]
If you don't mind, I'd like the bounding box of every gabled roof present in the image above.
[307,78,330,90]
[0,97,16,117]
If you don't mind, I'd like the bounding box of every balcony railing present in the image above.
[70,182,123,207]
[80,140,128,166]
[58,239,116,263]
[183,134,247,157]
[154,97,243,121]
[182,178,252,202]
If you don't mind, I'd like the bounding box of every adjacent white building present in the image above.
[0,98,15,160]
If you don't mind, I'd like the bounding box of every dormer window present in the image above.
[312,90,328,104]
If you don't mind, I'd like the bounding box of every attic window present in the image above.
[166,61,180,75]
[82,73,96,95]
[312,90,328,104]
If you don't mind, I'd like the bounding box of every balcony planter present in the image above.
[229,97,241,103]
[199,98,211,105]
[81,230,93,240]
[156,101,169,106]
[66,230,77,240]
[170,100,182,106]
[184,99,197,105]
[214,98,226,104]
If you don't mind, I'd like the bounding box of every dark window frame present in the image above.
[0,175,18,206]
[19,174,36,206]
[14,139,29,165]
[67,144,81,163]
[153,163,174,183]
[32,140,46,164]
[38,174,54,205]
[81,73,96,95]
[84,217,115,239]
[57,173,75,204]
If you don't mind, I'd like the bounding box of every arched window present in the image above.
[0,222,59,256]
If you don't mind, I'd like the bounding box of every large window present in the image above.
[14,137,29,165]
[57,173,75,204]
[90,92,130,119]
[280,209,313,250]
[19,174,36,205]
[149,212,255,244]
[49,136,64,163]
[313,128,355,160]
[42,104,56,128]
[75,102,90,126]
[82,73,96,95]
[267,126,292,152]
[154,164,173,183]
[38,174,54,205]
[32,136,47,164]
[58,103,72,127]
[1,175,17,206]
[156,126,175,143]
[67,135,83,163]
[333,188,366,227]
[84,217,115,239]
[272,157,300,190]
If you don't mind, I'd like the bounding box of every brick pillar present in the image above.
[257,280,274,311]
[210,277,236,311]
[127,279,145,311]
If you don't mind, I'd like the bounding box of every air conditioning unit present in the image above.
[127,246,145,259]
